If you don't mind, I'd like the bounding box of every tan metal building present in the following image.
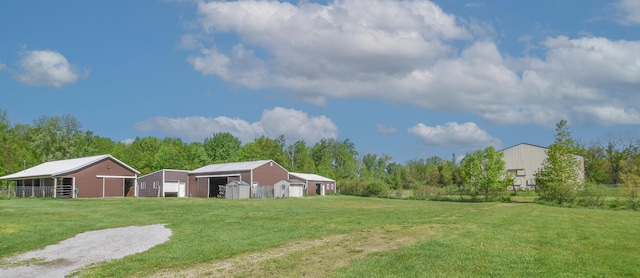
[500,143,584,189]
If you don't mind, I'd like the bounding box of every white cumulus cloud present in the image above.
[183,0,640,128]
[408,122,501,151]
[258,107,338,143]
[615,0,640,25]
[134,115,263,144]
[573,105,640,126]
[133,107,338,145]
[15,49,84,87]
[188,44,267,89]
[188,0,470,93]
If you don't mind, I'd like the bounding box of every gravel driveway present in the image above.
[0,224,172,278]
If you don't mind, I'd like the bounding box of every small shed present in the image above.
[0,154,139,198]
[137,169,189,197]
[289,172,336,196]
[221,180,251,199]
[274,179,305,198]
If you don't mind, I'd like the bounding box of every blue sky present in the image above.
[1,0,639,163]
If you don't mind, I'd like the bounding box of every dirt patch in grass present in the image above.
[0,223,22,235]
[151,224,439,278]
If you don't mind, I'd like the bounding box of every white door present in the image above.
[178,182,186,197]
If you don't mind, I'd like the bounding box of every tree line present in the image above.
[1,109,639,206]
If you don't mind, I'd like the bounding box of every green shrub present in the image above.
[537,182,577,204]
[576,182,607,208]
[337,178,364,195]
[338,178,391,197]
[493,191,512,202]
[364,180,389,196]
[413,185,442,199]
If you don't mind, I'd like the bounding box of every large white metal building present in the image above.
[500,143,585,189]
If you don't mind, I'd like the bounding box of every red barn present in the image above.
[0,155,139,198]
[188,160,288,198]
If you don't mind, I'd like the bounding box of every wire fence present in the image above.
[11,186,56,198]
[251,185,274,199]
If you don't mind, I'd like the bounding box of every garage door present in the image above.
[164,181,186,197]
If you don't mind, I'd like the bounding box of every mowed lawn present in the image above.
[0,196,638,277]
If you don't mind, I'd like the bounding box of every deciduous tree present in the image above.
[239,136,287,167]
[204,132,241,163]
[620,157,640,210]
[286,140,314,172]
[311,138,358,180]
[535,120,581,203]
[152,137,188,170]
[126,136,162,175]
[460,146,510,201]
[184,142,211,170]
[31,115,91,162]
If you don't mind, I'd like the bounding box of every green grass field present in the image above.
[1,196,638,277]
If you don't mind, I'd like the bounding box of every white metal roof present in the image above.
[0,154,139,180]
[276,179,305,185]
[189,160,275,174]
[289,172,335,182]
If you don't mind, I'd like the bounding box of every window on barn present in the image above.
[153,181,159,189]
[141,182,146,189]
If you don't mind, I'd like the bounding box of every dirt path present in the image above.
[151,224,439,278]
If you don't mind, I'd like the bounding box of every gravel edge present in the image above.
[0,224,172,278]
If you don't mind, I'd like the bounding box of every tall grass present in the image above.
[1,196,638,277]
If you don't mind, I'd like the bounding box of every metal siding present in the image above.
[104,178,124,197]
[252,162,288,186]
[163,170,188,198]
[164,170,188,182]
[305,180,335,195]
[187,175,198,197]
[502,144,547,186]
[196,177,209,197]
[138,171,163,197]
[186,161,288,198]
[502,144,585,186]
[188,174,213,198]
[69,158,136,198]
